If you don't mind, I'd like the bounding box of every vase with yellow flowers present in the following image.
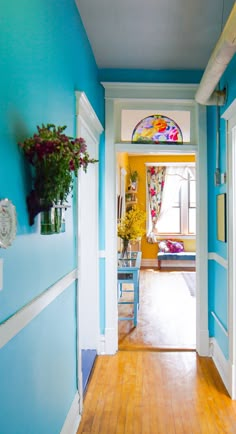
[117,206,146,257]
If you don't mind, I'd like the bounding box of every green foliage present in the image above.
[129,167,139,182]
[19,124,98,205]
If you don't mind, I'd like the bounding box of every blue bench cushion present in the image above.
[157,252,196,261]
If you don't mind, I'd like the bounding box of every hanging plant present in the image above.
[19,123,98,226]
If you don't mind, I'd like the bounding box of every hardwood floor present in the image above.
[77,270,236,433]
[77,351,236,433]
[118,269,196,350]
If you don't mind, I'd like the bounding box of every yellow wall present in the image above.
[117,152,129,177]
[128,154,196,259]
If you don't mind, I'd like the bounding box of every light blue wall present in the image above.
[0,0,104,432]
[0,284,77,434]
[207,54,236,358]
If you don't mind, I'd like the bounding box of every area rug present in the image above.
[181,272,196,297]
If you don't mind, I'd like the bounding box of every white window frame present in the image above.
[146,162,196,238]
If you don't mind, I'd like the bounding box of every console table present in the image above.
[117,251,142,326]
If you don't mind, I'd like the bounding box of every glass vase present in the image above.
[40,207,56,235]
[121,239,130,258]
[40,203,65,235]
[54,207,62,233]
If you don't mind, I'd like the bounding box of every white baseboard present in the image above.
[210,338,231,396]
[60,391,81,434]
[104,327,118,354]
[98,334,106,354]
[197,329,209,356]
[141,259,158,268]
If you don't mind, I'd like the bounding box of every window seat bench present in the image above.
[157,251,196,269]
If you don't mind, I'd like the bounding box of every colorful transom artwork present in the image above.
[131,114,183,144]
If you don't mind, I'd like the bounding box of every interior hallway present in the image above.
[77,351,236,433]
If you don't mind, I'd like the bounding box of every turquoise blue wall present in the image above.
[207,55,236,359]
[99,68,203,84]
[0,0,104,432]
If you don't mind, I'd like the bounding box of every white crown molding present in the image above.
[60,391,81,434]
[208,252,228,269]
[75,91,103,144]
[0,269,77,349]
[101,82,198,101]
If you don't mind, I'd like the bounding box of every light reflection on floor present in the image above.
[118,269,196,351]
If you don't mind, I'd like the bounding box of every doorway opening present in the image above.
[117,152,196,351]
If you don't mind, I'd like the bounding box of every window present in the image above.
[121,109,191,143]
[147,165,196,236]
[132,114,183,144]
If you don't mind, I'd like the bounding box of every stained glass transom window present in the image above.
[131,114,183,144]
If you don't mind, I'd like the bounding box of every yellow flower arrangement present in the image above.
[117,206,146,241]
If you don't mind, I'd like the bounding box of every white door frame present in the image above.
[75,91,103,409]
[102,82,209,356]
[222,99,236,398]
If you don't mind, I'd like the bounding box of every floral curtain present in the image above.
[146,166,166,240]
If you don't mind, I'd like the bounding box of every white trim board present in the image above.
[0,269,76,349]
[60,391,81,434]
[75,91,103,142]
[208,252,228,269]
[210,338,232,397]
[102,82,209,357]
[75,90,104,414]
[101,82,198,100]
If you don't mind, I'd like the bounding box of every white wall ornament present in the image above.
[0,199,17,248]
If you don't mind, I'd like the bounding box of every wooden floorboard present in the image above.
[77,269,236,433]
[77,351,236,434]
[118,269,196,350]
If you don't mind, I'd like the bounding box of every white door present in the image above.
[227,112,236,398]
[76,91,103,410]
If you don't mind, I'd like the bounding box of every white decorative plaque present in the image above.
[0,199,17,248]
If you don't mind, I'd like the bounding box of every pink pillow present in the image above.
[158,240,170,252]
[167,240,184,253]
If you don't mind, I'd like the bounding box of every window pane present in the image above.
[157,208,180,233]
[188,209,196,234]
[172,187,181,206]
[189,180,196,207]
[121,110,191,142]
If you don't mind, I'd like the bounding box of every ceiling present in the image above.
[76,0,235,70]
